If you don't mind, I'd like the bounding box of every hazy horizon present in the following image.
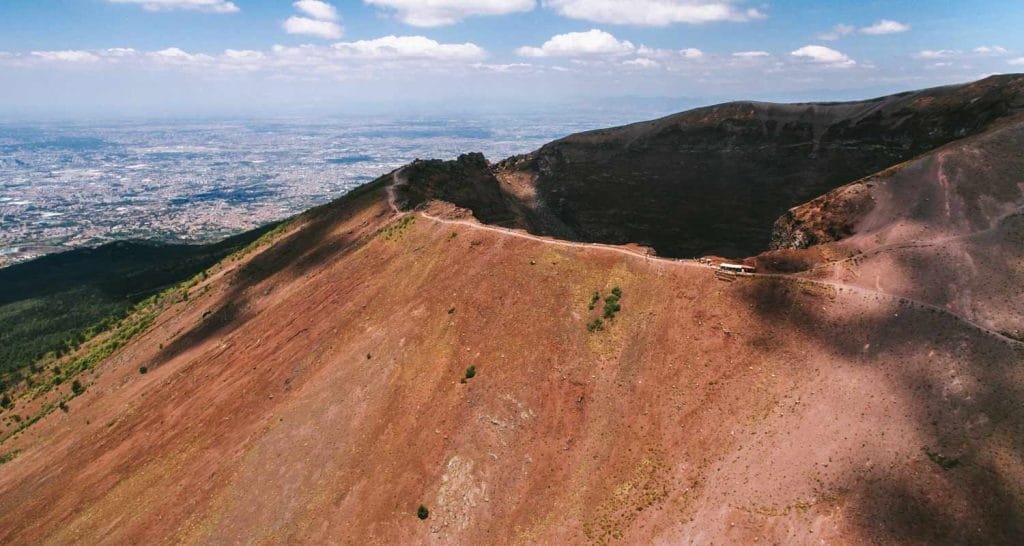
[2,1,1022,119]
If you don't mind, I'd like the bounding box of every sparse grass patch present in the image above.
[0,449,20,465]
[379,214,416,242]
[923,446,960,469]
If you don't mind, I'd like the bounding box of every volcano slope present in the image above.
[393,74,1024,258]
[1,77,1023,544]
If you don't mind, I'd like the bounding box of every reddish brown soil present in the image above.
[0,178,1021,544]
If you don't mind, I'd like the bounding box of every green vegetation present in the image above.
[71,380,84,396]
[417,505,430,520]
[139,367,148,375]
[0,224,281,385]
[603,287,623,320]
[379,214,416,241]
[923,447,961,469]
[465,365,477,380]
[586,287,624,333]
[0,449,20,465]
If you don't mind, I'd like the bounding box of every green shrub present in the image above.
[588,292,600,310]
[465,365,477,380]
[417,505,430,520]
[0,394,11,409]
[139,366,148,375]
[602,294,622,320]
[611,287,622,298]
[587,318,605,333]
[71,380,84,396]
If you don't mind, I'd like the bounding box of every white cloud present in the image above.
[330,36,486,60]
[974,45,1008,55]
[149,47,215,63]
[30,50,101,62]
[544,0,764,26]
[732,50,770,58]
[294,0,339,21]
[634,45,702,60]
[103,48,138,57]
[107,0,239,13]
[914,49,958,59]
[860,19,909,35]
[817,23,854,41]
[1009,57,1024,66]
[791,45,855,67]
[516,29,635,58]
[623,57,660,68]
[364,0,535,27]
[283,16,344,39]
[472,62,533,72]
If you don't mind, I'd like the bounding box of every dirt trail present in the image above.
[390,170,1024,347]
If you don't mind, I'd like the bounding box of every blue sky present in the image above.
[1,0,1022,118]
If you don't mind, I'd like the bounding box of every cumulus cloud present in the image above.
[732,50,770,58]
[974,45,1008,55]
[3,35,488,79]
[149,47,215,64]
[623,57,659,68]
[516,29,635,58]
[107,0,239,13]
[860,19,909,35]
[31,50,102,62]
[283,16,344,39]
[791,45,855,67]
[294,0,339,21]
[472,62,534,73]
[330,35,486,60]
[914,49,958,59]
[817,23,854,41]
[364,0,535,27]
[544,0,764,26]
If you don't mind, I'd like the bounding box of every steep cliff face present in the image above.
[395,153,523,228]
[392,75,1024,258]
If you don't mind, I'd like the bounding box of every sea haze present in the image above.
[0,112,657,266]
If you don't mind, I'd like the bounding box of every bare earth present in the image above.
[0,164,1021,543]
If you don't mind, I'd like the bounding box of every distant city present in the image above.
[0,112,658,267]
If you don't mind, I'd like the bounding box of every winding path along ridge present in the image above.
[388,170,1023,347]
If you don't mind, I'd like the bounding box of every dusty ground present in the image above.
[0,176,1021,544]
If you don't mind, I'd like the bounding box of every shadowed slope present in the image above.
[766,116,1024,339]
[396,75,1024,258]
[0,172,1021,544]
